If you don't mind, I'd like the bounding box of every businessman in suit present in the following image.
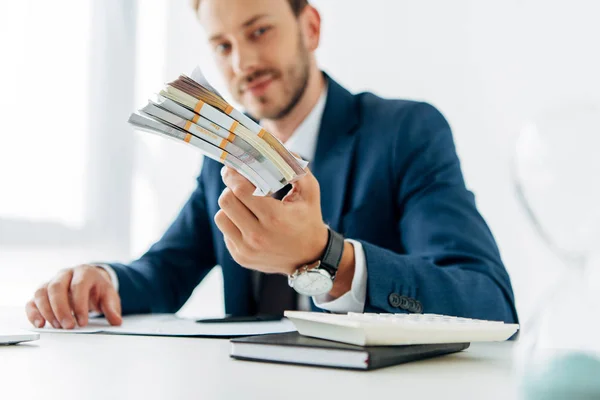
[26,0,518,330]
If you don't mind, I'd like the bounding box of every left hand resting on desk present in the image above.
[215,166,329,276]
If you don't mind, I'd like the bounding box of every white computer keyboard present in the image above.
[284,311,519,346]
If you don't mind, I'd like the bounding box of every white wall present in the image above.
[150,0,600,321]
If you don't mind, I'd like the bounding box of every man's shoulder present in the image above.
[356,91,420,113]
[351,91,451,150]
[355,91,447,130]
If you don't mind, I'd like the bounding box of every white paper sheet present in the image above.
[34,314,297,338]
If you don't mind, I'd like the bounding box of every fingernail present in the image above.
[61,319,73,329]
[34,319,42,328]
[52,320,61,329]
[76,316,83,326]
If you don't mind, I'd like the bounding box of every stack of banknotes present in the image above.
[128,67,307,196]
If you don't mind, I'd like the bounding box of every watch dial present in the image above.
[294,271,333,296]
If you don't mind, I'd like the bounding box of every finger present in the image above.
[214,209,243,243]
[218,188,260,235]
[286,167,320,203]
[47,269,76,329]
[70,270,93,327]
[25,300,46,328]
[89,286,102,313]
[221,166,280,218]
[34,285,60,329]
[223,236,239,255]
[99,288,122,326]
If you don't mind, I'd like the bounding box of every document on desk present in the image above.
[34,314,296,338]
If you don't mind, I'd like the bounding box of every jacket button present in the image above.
[399,296,410,310]
[405,298,423,313]
[388,293,402,308]
[412,301,423,314]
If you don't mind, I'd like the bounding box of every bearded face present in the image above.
[199,0,313,120]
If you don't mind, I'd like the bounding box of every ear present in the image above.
[299,5,321,52]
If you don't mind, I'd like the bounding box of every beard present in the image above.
[233,35,311,120]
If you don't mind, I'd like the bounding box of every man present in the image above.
[26,0,518,330]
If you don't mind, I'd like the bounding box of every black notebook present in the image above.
[230,332,470,370]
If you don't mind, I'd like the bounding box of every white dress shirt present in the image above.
[99,84,367,314]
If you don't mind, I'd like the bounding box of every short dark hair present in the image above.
[286,0,309,16]
[191,0,309,17]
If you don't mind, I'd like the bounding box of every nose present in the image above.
[231,42,259,77]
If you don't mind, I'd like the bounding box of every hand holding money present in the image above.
[128,68,308,197]
[215,166,329,275]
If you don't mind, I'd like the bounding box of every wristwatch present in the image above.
[288,227,345,296]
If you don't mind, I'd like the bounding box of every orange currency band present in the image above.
[227,132,236,142]
[229,120,239,132]
[184,120,192,131]
[258,129,266,138]
[224,105,234,114]
[194,100,205,113]
[220,151,227,161]
[219,139,228,149]
[184,134,192,143]
[192,114,199,123]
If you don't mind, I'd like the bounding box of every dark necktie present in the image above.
[256,272,298,315]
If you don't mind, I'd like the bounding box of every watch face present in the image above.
[293,270,333,296]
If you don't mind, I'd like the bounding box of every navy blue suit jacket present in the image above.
[110,75,518,323]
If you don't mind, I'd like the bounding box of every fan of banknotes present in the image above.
[128,67,307,196]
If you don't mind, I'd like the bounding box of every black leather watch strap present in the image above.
[320,228,345,277]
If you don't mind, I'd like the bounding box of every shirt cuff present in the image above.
[312,239,366,313]
[94,264,119,292]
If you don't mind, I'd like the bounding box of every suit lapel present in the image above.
[310,75,360,231]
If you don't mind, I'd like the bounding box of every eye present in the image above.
[215,42,231,55]
[251,26,271,39]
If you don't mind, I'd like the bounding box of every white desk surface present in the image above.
[0,307,520,400]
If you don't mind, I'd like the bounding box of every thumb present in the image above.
[285,167,319,203]
[100,289,122,326]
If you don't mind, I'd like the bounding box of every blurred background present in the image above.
[1,0,599,321]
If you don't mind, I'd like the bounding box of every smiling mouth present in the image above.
[242,74,276,97]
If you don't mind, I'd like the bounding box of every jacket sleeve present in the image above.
[361,103,518,323]
[109,166,217,314]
